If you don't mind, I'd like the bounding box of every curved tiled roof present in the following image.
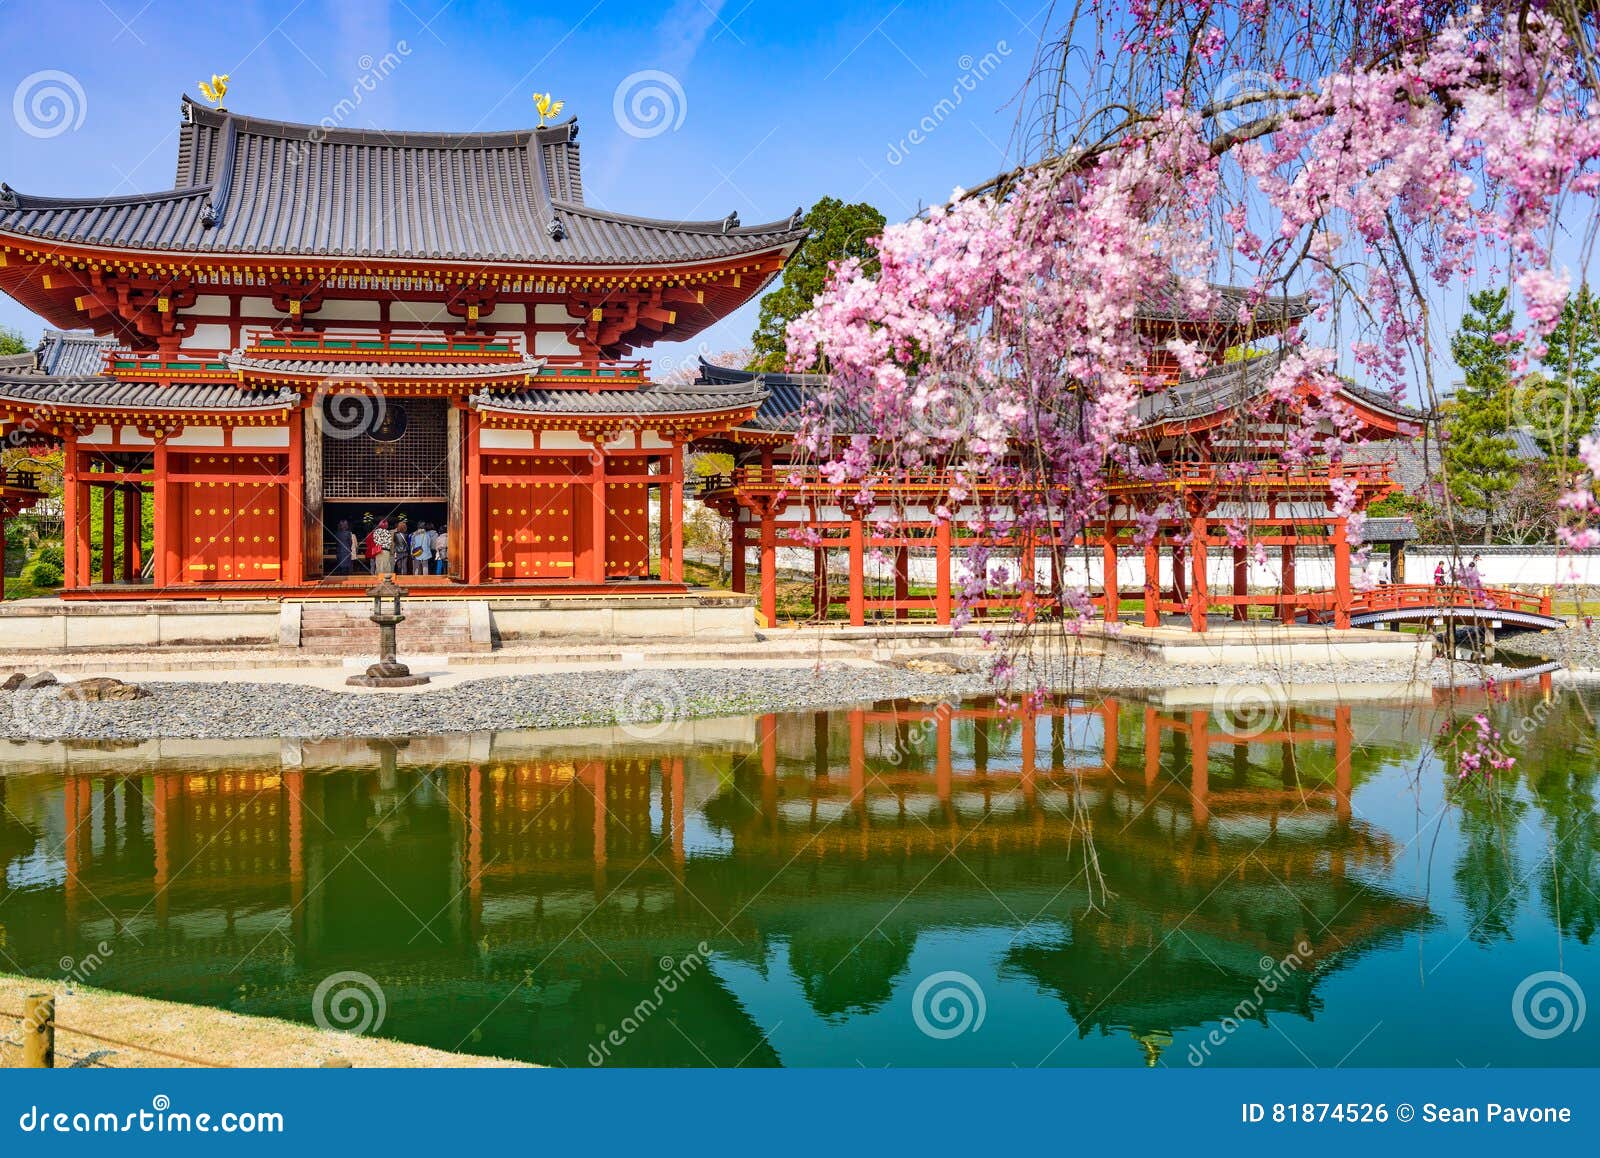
[229,354,545,382]
[0,97,808,267]
[1136,280,1312,326]
[471,380,764,418]
[37,330,117,377]
[695,358,831,432]
[1135,351,1428,427]
[0,378,298,411]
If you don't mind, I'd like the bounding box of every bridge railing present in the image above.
[1350,583,1553,618]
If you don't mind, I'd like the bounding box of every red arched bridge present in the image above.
[1338,584,1565,633]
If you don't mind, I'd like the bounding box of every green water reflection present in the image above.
[1,686,1596,1066]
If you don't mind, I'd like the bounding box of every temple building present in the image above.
[0,96,804,594]
[0,96,1442,636]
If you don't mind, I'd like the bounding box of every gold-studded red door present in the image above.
[486,481,577,580]
[605,481,650,578]
[177,461,284,584]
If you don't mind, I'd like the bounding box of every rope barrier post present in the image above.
[24,994,55,1069]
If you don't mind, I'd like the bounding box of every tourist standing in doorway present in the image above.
[371,518,394,575]
[415,521,434,575]
[435,527,448,575]
[393,520,411,576]
[334,519,355,575]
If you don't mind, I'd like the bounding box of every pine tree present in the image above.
[1444,288,1521,543]
[1535,285,1600,478]
[750,197,886,372]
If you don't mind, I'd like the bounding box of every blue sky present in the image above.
[0,0,1040,369]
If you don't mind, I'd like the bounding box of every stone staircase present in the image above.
[296,600,488,654]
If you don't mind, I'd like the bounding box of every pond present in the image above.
[1,685,1596,1067]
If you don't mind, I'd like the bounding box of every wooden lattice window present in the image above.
[321,397,450,500]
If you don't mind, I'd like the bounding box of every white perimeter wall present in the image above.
[736,545,1600,590]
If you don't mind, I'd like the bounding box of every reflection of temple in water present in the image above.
[0,699,1432,1066]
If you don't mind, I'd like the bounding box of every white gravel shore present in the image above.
[0,653,1562,742]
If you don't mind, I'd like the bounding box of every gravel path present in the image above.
[0,653,1552,742]
[1497,622,1600,671]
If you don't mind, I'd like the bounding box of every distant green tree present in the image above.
[1533,284,1600,477]
[0,326,28,356]
[1444,288,1521,543]
[750,197,886,372]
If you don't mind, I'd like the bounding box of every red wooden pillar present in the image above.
[1334,704,1353,822]
[1020,709,1037,803]
[758,507,777,626]
[1189,512,1209,632]
[847,511,865,626]
[934,705,953,804]
[1188,709,1210,826]
[1019,537,1036,621]
[465,413,484,584]
[588,760,607,895]
[668,447,684,584]
[121,485,140,582]
[285,770,304,916]
[62,437,82,589]
[1103,699,1120,770]
[151,773,170,925]
[467,765,484,940]
[893,545,909,621]
[1143,705,1161,789]
[1143,537,1159,627]
[848,710,866,814]
[1280,543,1296,624]
[589,451,608,583]
[1332,518,1352,630]
[934,518,953,625]
[731,515,747,592]
[812,546,829,618]
[1103,535,1119,623]
[1231,544,1248,621]
[285,416,304,586]
[99,480,115,585]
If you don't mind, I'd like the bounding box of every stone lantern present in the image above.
[345,575,430,687]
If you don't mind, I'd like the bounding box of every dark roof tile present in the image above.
[0,98,806,267]
[0,377,298,411]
